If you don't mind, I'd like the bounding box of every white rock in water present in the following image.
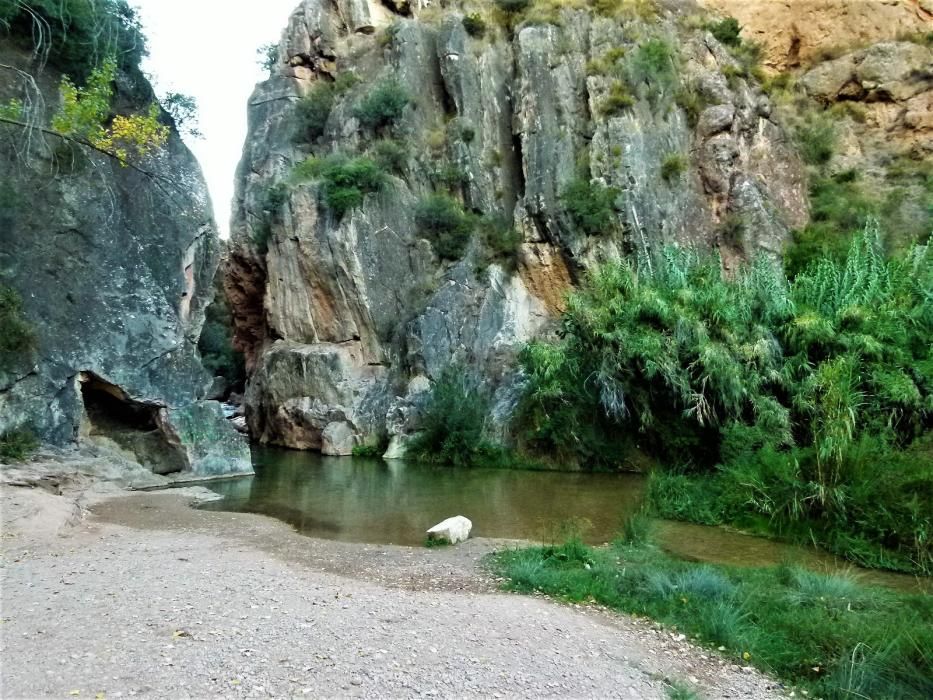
[426,516,472,544]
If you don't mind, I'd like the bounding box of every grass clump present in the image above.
[0,428,38,463]
[560,177,620,236]
[492,536,933,700]
[354,79,408,132]
[599,81,636,115]
[292,154,385,219]
[674,83,707,127]
[660,153,687,181]
[415,194,474,260]
[628,38,677,102]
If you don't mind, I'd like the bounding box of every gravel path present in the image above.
[1,478,784,699]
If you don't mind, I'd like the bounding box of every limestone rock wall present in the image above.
[227,0,809,455]
[697,0,932,72]
[0,44,251,478]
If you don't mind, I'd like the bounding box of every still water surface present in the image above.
[202,447,928,593]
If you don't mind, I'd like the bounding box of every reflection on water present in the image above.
[201,447,646,546]
[656,521,930,594]
[202,447,929,594]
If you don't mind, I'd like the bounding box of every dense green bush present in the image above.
[0,0,145,81]
[295,85,336,143]
[0,428,38,463]
[415,194,474,260]
[519,224,933,572]
[0,284,35,360]
[354,80,408,132]
[706,17,742,47]
[406,369,495,468]
[560,177,620,236]
[295,73,359,143]
[462,14,487,38]
[519,250,792,467]
[293,154,385,219]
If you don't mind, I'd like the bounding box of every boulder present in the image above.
[426,515,473,545]
[321,420,356,455]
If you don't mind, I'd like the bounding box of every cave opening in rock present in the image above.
[79,373,187,475]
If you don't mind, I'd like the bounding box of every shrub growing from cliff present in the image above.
[628,38,677,102]
[415,194,475,260]
[706,17,742,47]
[293,154,385,219]
[354,80,409,132]
[295,73,360,143]
[462,14,487,38]
[660,153,687,181]
[560,178,620,236]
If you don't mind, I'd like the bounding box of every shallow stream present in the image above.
[201,447,928,593]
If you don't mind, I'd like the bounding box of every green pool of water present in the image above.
[202,447,929,593]
[202,447,646,546]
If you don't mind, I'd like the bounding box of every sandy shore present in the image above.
[0,458,783,699]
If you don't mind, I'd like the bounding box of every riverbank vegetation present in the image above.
[516,224,932,574]
[492,529,933,699]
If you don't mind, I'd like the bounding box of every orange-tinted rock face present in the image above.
[698,0,932,71]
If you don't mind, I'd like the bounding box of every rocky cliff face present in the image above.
[227,0,810,456]
[0,43,251,478]
[698,0,932,72]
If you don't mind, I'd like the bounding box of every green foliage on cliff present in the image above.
[0,0,145,82]
[354,79,408,132]
[660,153,687,181]
[518,225,933,573]
[415,194,474,260]
[462,14,487,38]
[0,283,35,359]
[293,154,385,219]
[706,17,742,46]
[560,177,620,235]
[198,282,245,386]
[493,536,933,700]
[295,73,360,143]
